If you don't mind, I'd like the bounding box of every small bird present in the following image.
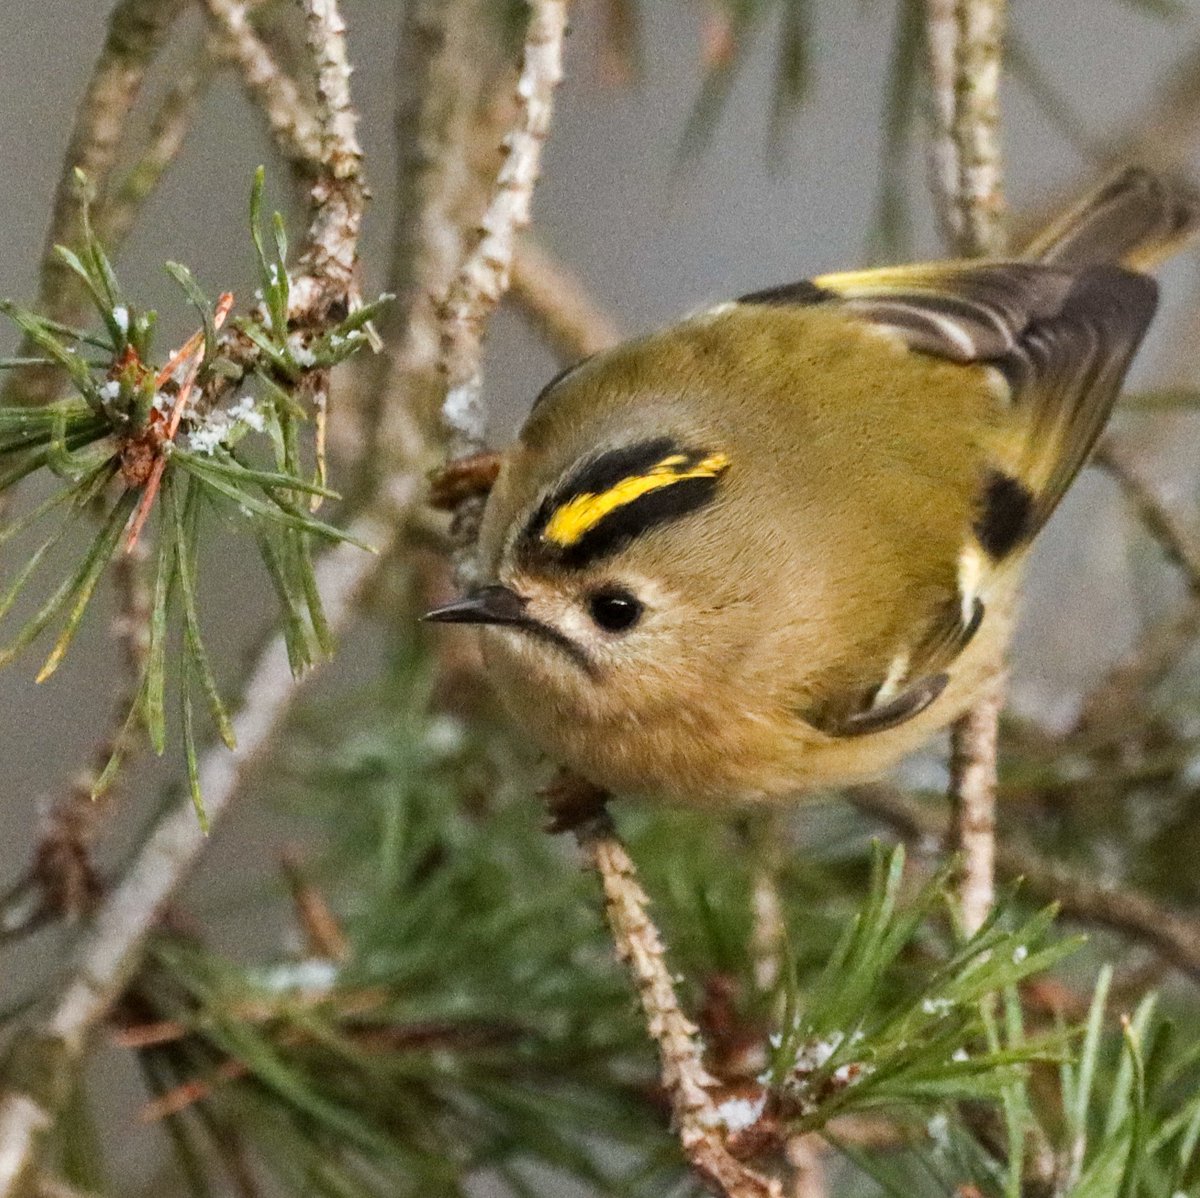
[427,168,1197,806]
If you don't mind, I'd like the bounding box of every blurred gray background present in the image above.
[1,0,1199,1187]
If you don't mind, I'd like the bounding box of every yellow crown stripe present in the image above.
[542,452,729,548]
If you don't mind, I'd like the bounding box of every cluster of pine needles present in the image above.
[0,169,386,825]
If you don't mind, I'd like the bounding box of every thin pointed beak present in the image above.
[422,584,527,627]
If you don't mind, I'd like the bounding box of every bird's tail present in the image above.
[1023,166,1200,271]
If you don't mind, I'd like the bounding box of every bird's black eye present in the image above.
[586,588,643,633]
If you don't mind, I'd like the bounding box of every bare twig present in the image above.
[1015,33,1200,248]
[510,234,622,360]
[2,0,189,410]
[201,0,324,171]
[1094,437,1200,586]
[1108,32,1200,173]
[850,784,1200,982]
[438,0,570,461]
[925,0,1009,934]
[1077,596,1200,739]
[923,0,960,245]
[358,0,501,483]
[951,0,1007,257]
[738,814,788,997]
[140,1059,249,1123]
[573,806,781,1198]
[949,670,1005,934]
[751,867,787,996]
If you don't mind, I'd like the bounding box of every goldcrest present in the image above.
[427,168,1198,805]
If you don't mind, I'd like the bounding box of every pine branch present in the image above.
[438,0,570,464]
[924,0,1010,936]
[550,777,783,1198]
[0,6,255,901]
[201,0,325,173]
[588,830,772,1196]
[0,3,383,1186]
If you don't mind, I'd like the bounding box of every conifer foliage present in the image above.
[0,2,1199,1197]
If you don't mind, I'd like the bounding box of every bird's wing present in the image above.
[743,261,1156,552]
[740,259,1157,737]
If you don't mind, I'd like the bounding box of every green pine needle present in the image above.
[34,488,138,683]
[169,476,235,751]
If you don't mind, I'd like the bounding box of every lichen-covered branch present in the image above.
[202,0,324,171]
[438,0,570,460]
[948,670,1004,934]
[925,0,1008,255]
[951,0,1007,257]
[292,0,367,316]
[924,0,1009,934]
[923,0,961,245]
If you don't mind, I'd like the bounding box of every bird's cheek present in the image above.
[477,626,533,678]
[479,627,582,699]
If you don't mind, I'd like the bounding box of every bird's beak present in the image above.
[423,584,527,627]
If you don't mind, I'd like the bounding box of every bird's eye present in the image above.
[586,587,643,633]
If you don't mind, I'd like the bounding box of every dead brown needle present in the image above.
[124,291,235,553]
